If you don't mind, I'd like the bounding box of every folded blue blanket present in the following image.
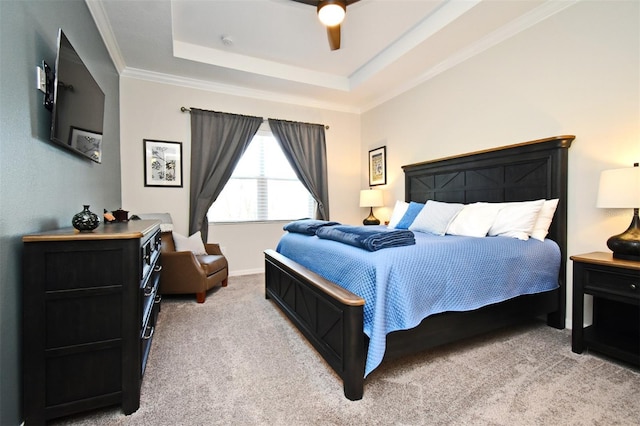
[315,225,415,251]
[283,219,341,235]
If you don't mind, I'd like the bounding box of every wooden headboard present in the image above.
[402,135,574,327]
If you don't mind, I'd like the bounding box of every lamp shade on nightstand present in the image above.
[360,189,383,225]
[597,164,640,261]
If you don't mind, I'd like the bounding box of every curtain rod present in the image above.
[180,107,329,130]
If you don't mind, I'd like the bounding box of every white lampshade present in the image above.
[596,166,640,208]
[317,1,345,26]
[359,189,383,208]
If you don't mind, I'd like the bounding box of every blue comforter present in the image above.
[315,225,415,251]
[276,227,560,377]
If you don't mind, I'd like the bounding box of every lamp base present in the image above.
[363,207,380,226]
[607,210,640,261]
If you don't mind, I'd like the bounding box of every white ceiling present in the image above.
[86,0,578,112]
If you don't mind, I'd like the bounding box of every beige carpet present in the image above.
[53,273,640,425]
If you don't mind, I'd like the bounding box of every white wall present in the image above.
[120,78,361,274]
[361,1,639,328]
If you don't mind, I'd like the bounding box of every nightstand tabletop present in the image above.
[570,251,640,271]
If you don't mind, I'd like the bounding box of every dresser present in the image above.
[571,252,639,366]
[22,220,162,424]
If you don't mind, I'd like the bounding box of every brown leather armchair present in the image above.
[160,231,228,303]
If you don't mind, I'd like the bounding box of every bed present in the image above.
[264,135,574,400]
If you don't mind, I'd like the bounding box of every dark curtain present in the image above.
[189,108,262,242]
[268,119,330,220]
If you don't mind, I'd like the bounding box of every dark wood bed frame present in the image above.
[265,135,574,400]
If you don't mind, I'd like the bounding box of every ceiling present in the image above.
[86,0,577,112]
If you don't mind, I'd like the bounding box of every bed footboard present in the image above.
[264,249,366,400]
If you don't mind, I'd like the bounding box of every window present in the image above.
[208,130,316,223]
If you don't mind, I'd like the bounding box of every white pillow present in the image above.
[446,202,503,238]
[488,199,545,240]
[531,199,559,241]
[387,200,409,229]
[172,231,208,255]
[409,200,464,236]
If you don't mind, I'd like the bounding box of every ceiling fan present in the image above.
[291,0,361,51]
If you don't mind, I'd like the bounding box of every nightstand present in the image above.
[571,252,640,366]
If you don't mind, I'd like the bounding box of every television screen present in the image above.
[50,29,105,163]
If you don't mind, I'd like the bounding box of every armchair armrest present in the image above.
[160,251,207,294]
[163,250,203,269]
[205,243,223,256]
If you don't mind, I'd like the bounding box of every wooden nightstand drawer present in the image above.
[583,268,640,301]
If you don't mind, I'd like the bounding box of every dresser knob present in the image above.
[631,283,637,291]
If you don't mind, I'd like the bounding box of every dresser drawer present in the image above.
[583,267,639,301]
[141,262,161,331]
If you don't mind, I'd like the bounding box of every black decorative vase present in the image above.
[72,205,100,232]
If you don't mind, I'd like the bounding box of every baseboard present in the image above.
[229,267,264,277]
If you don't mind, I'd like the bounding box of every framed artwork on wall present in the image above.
[368,146,387,186]
[69,127,102,163]
[143,139,183,187]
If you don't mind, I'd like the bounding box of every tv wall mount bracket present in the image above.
[36,60,54,111]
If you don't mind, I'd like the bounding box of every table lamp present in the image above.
[596,163,640,261]
[360,189,383,225]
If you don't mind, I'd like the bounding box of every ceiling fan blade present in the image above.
[327,25,341,51]
[290,0,360,5]
[290,0,318,5]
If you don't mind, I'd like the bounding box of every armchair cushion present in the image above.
[197,254,227,276]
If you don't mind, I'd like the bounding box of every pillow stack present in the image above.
[387,198,559,241]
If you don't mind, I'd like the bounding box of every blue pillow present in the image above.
[394,202,424,229]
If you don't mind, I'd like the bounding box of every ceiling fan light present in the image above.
[317,1,346,27]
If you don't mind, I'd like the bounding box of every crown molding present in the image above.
[173,40,350,92]
[84,0,126,73]
[350,0,481,89]
[88,0,580,115]
[121,67,362,114]
[360,0,581,112]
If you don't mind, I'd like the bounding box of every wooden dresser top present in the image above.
[23,220,160,243]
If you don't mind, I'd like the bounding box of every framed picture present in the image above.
[368,146,387,186]
[69,127,102,163]
[144,139,183,187]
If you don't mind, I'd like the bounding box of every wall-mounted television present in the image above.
[48,28,105,163]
